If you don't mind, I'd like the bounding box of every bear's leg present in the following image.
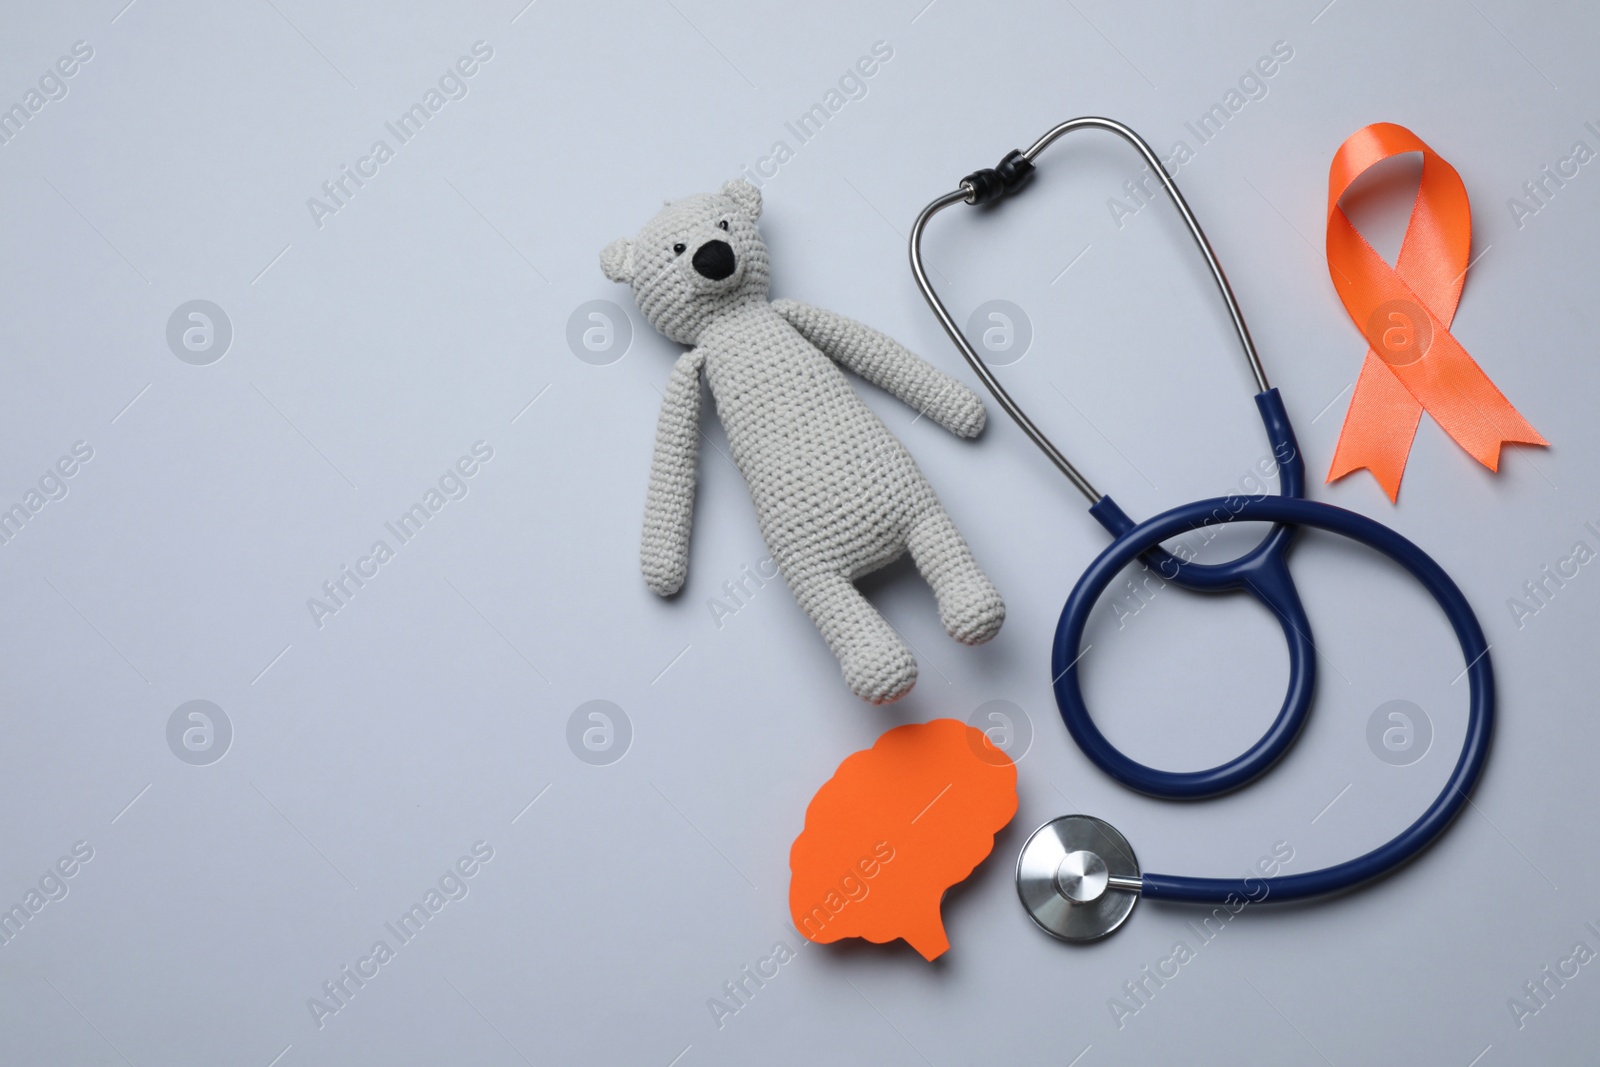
[789,570,918,704]
[907,507,1006,645]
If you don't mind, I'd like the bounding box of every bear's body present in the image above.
[701,302,940,579]
[602,180,1003,703]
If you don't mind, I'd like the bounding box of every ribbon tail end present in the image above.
[1326,456,1404,503]
[1470,429,1551,473]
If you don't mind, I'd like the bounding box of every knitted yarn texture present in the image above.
[600,179,1003,703]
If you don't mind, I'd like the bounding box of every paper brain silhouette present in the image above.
[789,719,1018,961]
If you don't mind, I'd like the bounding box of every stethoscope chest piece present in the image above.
[1017,815,1142,942]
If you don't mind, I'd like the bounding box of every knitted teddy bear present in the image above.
[600,179,1004,703]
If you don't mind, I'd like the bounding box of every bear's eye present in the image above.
[717,220,729,231]
[672,242,686,255]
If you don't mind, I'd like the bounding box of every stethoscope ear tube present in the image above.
[1052,495,1493,905]
[908,117,1273,506]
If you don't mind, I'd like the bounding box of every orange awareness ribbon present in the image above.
[1325,122,1546,501]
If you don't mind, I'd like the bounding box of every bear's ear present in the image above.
[721,178,762,221]
[599,238,635,283]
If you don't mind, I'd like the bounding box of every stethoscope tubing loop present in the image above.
[1052,495,1494,905]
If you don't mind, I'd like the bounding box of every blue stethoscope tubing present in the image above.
[908,116,1495,917]
[1055,465,1494,904]
[1080,387,1315,802]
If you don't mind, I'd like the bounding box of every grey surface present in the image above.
[0,1,1595,1064]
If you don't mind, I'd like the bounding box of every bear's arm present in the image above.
[641,348,706,596]
[771,299,985,438]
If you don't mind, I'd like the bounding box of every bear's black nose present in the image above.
[692,239,736,281]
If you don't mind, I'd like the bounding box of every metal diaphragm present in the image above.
[1017,815,1141,942]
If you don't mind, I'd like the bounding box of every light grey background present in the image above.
[0,0,1594,1064]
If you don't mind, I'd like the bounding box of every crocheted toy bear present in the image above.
[600,179,1004,703]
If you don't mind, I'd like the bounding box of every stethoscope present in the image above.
[909,117,1494,941]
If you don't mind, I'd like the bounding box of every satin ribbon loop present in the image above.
[1324,122,1546,501]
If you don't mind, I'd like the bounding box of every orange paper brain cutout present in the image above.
[788,719,1018,961]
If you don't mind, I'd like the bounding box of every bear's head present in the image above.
[599,179,769,345]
